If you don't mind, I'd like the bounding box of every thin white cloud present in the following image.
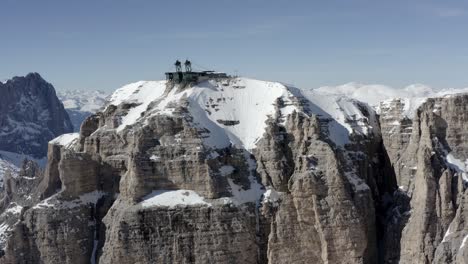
[434,7,467,18]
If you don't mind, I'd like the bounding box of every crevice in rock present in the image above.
[90,193,116,264]
[373,117,408,264]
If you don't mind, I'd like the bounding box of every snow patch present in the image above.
[207,151,220,159]
[345,171,371,192]
[4,204,23,215]
[219,165,235,176]
[442,225,453,242]
[0,222,12,249]
[446,153,468,182]
[226,178,263,205]
[223,152,264,205]
[79,191,106,204]
[33,191,105,209]
[140,190,209,208]
[262,188,281,206]
[150,155,161,161]
[49,133,79,149]
[461,234,468,249]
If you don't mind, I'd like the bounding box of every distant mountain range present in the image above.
[56,90,108,131]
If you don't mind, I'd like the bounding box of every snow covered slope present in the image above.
[106,77,376,149]
[109,81,167,131]
[316,82,468,118]
[57,90,108,132]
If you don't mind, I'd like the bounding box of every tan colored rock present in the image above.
[2,78,466,264]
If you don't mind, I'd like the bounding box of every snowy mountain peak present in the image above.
[0,73,73,158]
[315,82,468,118]
[57,90,108,113]
[106,77,377,149]
[57,89,108,132]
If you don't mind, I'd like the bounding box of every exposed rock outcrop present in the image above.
[0,73,73,158]
[0,77,467,264]
[379,95,468,263]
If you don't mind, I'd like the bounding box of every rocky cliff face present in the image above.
[0,73,73,158]
[378,95,468,264]
[0,77,466,264]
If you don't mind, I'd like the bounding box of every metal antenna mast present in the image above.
[184,60,192,72]
[175,60,182,72]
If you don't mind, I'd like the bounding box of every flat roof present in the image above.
[164,71,226,74]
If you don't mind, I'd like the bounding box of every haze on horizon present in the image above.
[1,0,468,92]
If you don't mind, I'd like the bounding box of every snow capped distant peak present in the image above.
[315,83,433,107]
[57,89,109,132]
[57,89,108,113]
[316,82,468,118]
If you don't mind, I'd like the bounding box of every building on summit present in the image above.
[165,60,228,84]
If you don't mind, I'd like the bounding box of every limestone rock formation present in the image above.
[0,73,73,158]
[0,76,467,264]
[378,95,468,264]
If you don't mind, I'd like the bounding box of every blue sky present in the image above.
[1,0,468,91]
